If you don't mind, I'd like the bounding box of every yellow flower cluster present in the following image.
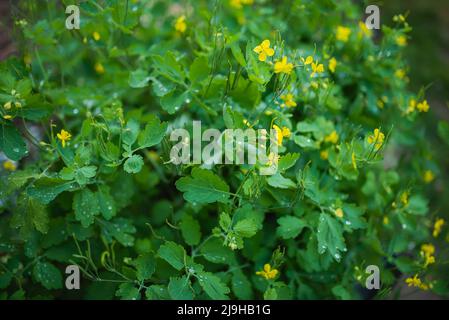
[400,191,409,206]
[336,26,351,42]
[301,56,324,77]
[328,57,337,73]
[421,243,436,268]
[334,208,344,218]
[311,61,324,77]
[274,56,293,74]
[423,170,434,184]
[358,21,372,38]
[395,69,406,79]
[324,130,339,144]
[405,274,429,291]
[2,100,23,120]
[252,41,328,78]
[433,218,445,238]
[273,125,291,146]
[256,263,278,280]
[3,160,17,171]
[94,62,105,74]
[230,0,253,9]
[351,152,357,169]
[407,99,430,113]
[92,31,101,41]
[253,40,275,62]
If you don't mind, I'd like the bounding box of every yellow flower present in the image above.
[280,93,297,108]
[274,56,294,74]
[383,216,389,225]
[407,99,416,114]
[367,128,385,150]
[3,115,13,120]
[311,61,324,77]
[377,99,384,109]
[94,62,105,74]
[351,152,357,169]
[273,125,291,146]
[424,255,435,267]
[395,69,406,79]
[334,208,344,218]
[395,35,407,46]
[421,244,436,268]
[24,53,32,65]
[175,15,187,33]
[15,102,22,108]
[417,100,429,113]
[336,26,351,42]
[358,21,372,38]
[4,101,12,110]
[57,129,72,148]
[393,14,406,23]
[405,274,422,288]
[400,191,409,206]
[301,55,313,65]
[324,130,339,144]
[420,283,430,291]
[328,57,337,73]
[3,160,17,171]
[230,0,252,8]
[421,243,435,256]
[253,39,275,62]
[320,150,329,160]
[256,263,278,280]
[423,170,434,184]
[433,218,445,238]
[92,31,101,41]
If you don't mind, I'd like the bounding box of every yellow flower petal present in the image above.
[261,39,270,49]
[253,45,263,54]
[304,56,313,65]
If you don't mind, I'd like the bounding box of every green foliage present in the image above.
[0,0,447,301]
[175,168,230,204]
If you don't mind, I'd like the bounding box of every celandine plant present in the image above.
[0,0,448,300]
